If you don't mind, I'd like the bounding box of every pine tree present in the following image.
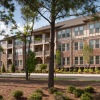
[2,64,6,73]
[11,64,15,73]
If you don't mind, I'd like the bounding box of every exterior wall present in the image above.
[0,18,100,71]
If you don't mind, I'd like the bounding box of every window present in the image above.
[58,31,62,39]
[62,44,65,51]
[95,56,99,64]
[15,60,22,66]
[89,24,94,34]
[79,26,83,35]
[15,49,22,55]
[66,29,70,37]
[79,42,83,50]
[75,57,78,64]
[62,30,65,38]
[89,40,94,49]
[62,58,65,65]
[66,43,70,51]
[95,39,99,48]
[74,42,78,50]
[15,39,23,45]
[67,57,70,65]
[58,44,61,51]
[20,60,22,65]
[80,57,83,64]
[74,27,78,36]
[95,23,100,33]
[90,56,94,64]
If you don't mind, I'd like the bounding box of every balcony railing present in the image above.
[45,51,50,55]
[34,40,42,44]
[35,51,43,56]
[7,44,12,48]
[8,64,12,67]
[8,54,12,58]
[45,38,50,42]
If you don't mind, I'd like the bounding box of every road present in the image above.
[0,73,100,81]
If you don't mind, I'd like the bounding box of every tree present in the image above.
[26,50,37,80]
[2,64,6,73]
[11,63,15,73]
[16,0,98,88]
[83,43,93,66]
[8,5,38,80]
[55,50,61,68]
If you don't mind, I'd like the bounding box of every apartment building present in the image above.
[0,16,100,71]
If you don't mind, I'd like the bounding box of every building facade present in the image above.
[0,16,100,71]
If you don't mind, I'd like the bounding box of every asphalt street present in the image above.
[0,73,100,81]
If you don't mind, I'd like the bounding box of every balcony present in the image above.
[8,54,12,58]
[34,40,42,44]
[45,51,50,55]
[8,64,12,67]
[7,44,12,48]
[45,38,50,43]
[35,51,43,56]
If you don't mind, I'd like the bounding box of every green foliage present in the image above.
[39,64,47,72]
[54,91,70,100]
[2,64,6,73]
[84,86,95,93]
[28,92,42,100]
[0,95,3,100]
[67,85,76,93]
[26,51,37,73]
[88,68,93,73]
[11,64,15,73]
[80,92,93,100]
[13,90,23,98]
[83,43,93,64]
[73,88,84,97]
[49,87,58,94]
[0,46,4,52]
[35,89,43,95]
[35,37,42,41]
[55,50,61,65]
[95,68,100,74]
[78,68,82,73]
[83,68,89,73]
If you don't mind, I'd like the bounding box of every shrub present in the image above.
[80,92,93,100]
[88,68,93,73]
[0,95,3,100]
[95,68,100,74]
[73,68,77,72]
[2,64,6,73]
[78,68,82,73]
[67,85,76,93]
[35,89,43,95]
[83,68,89,73]
[84,86,95,93]
[40,64,47,72]
[49,87,58,94]
[54,91,70,100]
[28,92,42,100]
[13,90,23,98]
[11,64,15,73]
[73,88,84,97]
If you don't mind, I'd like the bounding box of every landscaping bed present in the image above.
[0,78,100,100]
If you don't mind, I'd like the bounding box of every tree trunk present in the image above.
[24,35,28,80]
[48,21,55,88]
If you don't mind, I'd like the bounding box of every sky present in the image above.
[0,0,100,39]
